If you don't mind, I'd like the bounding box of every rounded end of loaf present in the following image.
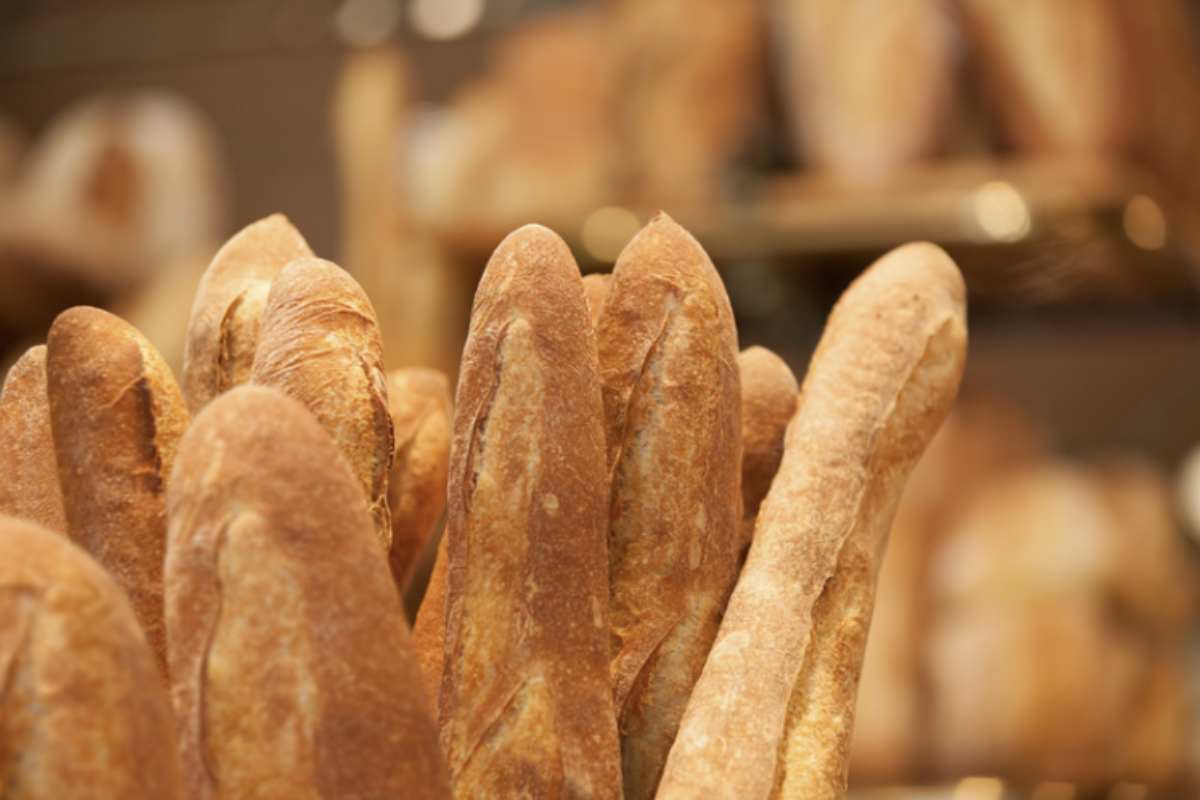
[2,344,47,394]
[0,514,182,796]
[166,383,448,799]
[182,213,312,413]
[478,224,578,302]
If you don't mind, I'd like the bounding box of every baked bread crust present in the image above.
[596,213,741,799]
[0,515,182,799]
[46,306,189,672]
[386,367,452,589]
[440,224,622,798]
[658,242,967,799]
[165,385,449,799]
[251,256,394,549]
[181,214,312,412]
[0,345,67,533]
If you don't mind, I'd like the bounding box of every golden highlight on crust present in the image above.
[595,212,741,800]
[0,515,182,799]
[0,346,67,533]
[387,368,452,590]
[658,242,967,800]
[45,305,190,674]
[250,256,395,550]
[165,385,449,800]
[441,224,622,798]
[182,213,313,413]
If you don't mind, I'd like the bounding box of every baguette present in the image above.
[181,214,312,412]
[657,242,967,799]
[165,385,449,799]
[251,256,394,548]
[412,533,449,714]
[596,213,741,799]
[386,368,452,589]
[46,306,190,672]
[738,346,798,540]
[440,224,622,797]
[582,272,613,330]
[0,345,66,532]
[0,515,181,798]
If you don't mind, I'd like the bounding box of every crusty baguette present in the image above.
[738,346,798,548]
[657,242,967,799]
[0,515,182,798]
[386,368,452,590]
[0,345,66,532]
[582,272,613,330]
[46,306,189,672]
[165,385,449,799]
[440,224,622,797]
[412,533,449,714]
[596,213,741,799]
[181,214,312,412]
[251,256,394,549]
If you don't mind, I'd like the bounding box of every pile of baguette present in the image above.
[0,211,966,798]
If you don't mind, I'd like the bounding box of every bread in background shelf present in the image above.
[960,0,1134,155]
[771,0,956,183]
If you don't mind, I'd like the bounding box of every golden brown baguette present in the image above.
[0,515,182,798]
[738,345,798,523]
[46,306,189,672]
[582,272,613,330]
[441,224,622,797]
[0,345,66,532]
[165,385,449,799]
[251,256,394,548]
[596,213,741,799]
[386,368,452,590]
[412,533,449,714]
[181,214,312,412]
[657,242,967,799]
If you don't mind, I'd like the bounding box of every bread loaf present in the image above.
[250,256,394,548]
[738,346,798,542]
[0,345,66,532]
[0,515,181,798]
[596,213,741,799]
[386,367,452,589]
[412,534,449,714]
[960,0,1133,154]
[582,272,612,330]
[772,0,955,182]
[440,224,621,798]
[46,306,189,672]
[181,214,312,412]
[657,242,966,799]
[165,385,449,799]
